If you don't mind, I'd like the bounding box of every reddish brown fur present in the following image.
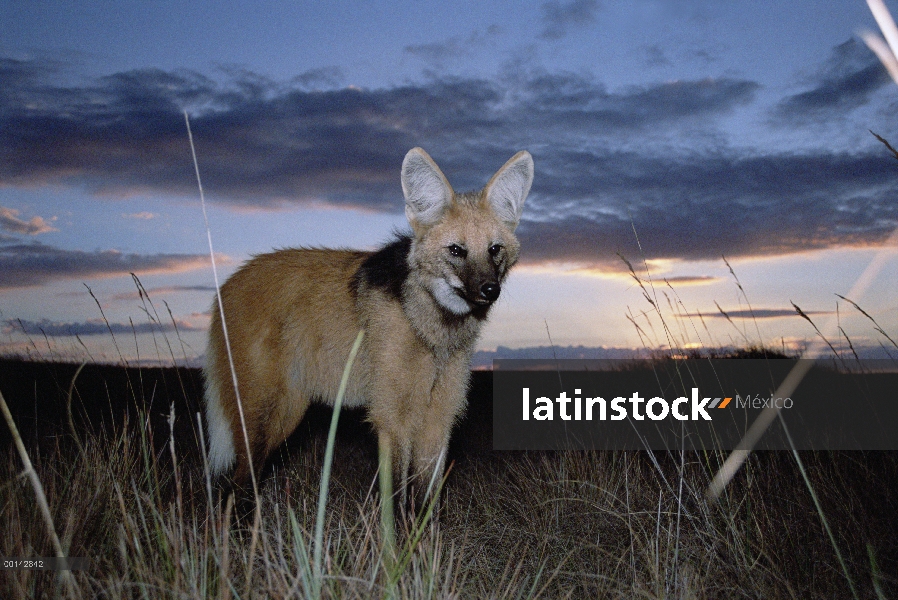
[204,148,533,501]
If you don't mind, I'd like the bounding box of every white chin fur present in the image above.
[431,277,472,315]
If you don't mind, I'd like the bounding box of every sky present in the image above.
[1,0,897,364]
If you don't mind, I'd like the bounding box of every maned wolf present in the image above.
[204,147,533,502]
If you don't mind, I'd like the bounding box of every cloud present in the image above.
[0,206,57,235]
[539,0,600,40]
[5,317,202,337]
[2,57,896,270]
[681,308,829,320]
[404,26,501,69]
[643,45,672,68]
[516,148,898,270]
[111,284,216,301]
[774,39,891,123]
[290,67,344,90]
[0,242,215,290]
[0,59,760,211]
[518,74,758,129]
[660,276,721,286]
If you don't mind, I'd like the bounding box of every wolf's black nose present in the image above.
[480,282,500,302]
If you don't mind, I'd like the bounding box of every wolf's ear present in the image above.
[484,151,533,231]
[402,148,454,229]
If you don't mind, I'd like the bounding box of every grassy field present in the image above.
[1,357,896,598]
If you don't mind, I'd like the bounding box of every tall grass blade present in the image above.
[66,362,87,458]
[184,111,260,503]
[378,438,397,584]
[0,388,79,598]
[709,0,898,500]
[867,544,887,600]
[777,412,859,600]
[312,328,365,598]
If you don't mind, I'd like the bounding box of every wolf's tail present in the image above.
[202,359,236,477]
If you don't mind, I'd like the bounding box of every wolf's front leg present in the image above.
[409,417,452,514]
[413,443,448,508]
[412,359,469,506]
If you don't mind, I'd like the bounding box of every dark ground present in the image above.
[0,357,494,472]
[2,358,898,597]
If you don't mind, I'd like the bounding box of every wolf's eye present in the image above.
[488,244,503,257]
[448,244,467,258]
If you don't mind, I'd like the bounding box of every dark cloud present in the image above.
[404,26,501,69]
[290,67,344,90]
[111,284,216,301]
[2,57,896,270]
[682,308,828,320]
[0,242,213,290]
[539,0,600,40]
[6,317,202,337]
[661,276,721,285]
[519,74,758,129]
[518,148,898,269]
[0,59,759,211]
[774,39,891,122]
[643,45,671,68]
